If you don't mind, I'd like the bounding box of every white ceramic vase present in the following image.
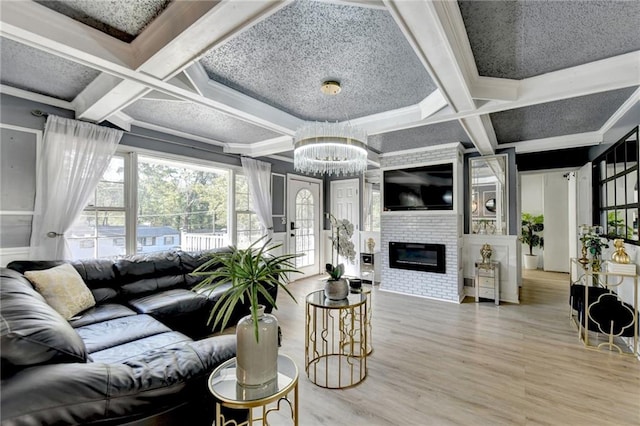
[236,305,278,387]
[324,279,349,300]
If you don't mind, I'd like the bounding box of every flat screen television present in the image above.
[383,163,454,211]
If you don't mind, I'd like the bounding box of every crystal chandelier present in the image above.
[293,81,368,176]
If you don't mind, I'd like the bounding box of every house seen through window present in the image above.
[68,153,230,259]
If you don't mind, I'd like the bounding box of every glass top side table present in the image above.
[208,354,298,426]
[305,289,368,389]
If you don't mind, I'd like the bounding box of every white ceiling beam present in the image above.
[499,131,603,154]
[73,0,291,123]
[385,0,497,154]
[224,136,294,157]
[477,51,640,116]
[359,52,640,133]
[600,87,640,135]
[0,84,73,110]
[185,63,303,134]
[105,111,133,132]
[459,115,498,156]
[471,77,519,102]
[0,1,134,69]
[0,0,295,135]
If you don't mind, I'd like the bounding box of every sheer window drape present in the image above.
[29,116,123,260]
[241,157,273,238]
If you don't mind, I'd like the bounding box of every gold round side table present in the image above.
[305,290,368,389]
[208,354,298,426]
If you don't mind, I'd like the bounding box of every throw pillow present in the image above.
[24,263,96,320]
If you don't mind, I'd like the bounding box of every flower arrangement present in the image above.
[325,213,356,280]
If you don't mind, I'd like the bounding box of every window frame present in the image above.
[69,147,240,259]
[234,173,261,248]
[66,152,129,259]
[592,126,639,244]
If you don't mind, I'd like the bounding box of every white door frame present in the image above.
[330,178,361,276]
[287,173,324,275]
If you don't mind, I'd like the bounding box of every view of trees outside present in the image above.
[137,156,229,236]
[68,154,231,259]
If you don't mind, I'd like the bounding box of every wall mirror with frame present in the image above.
[363,170,381,233]
[593,126,639,243]
[469,155,508,235]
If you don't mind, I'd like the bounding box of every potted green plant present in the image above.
[324,213,356,300]
[581,233,609,272]
[519,213,544,270]
[191,237,301,386]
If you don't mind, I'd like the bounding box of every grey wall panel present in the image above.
[1,128,37,211]
[0,215,32,247]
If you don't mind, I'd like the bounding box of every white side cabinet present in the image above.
[475,261,500,305]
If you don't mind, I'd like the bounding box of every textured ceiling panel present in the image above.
[34,0,171,42]
[491,87,637,144]
[123,99,282,144]
[199,0,436,121]
[369,121,472,153]
[0,37,101,102]
[458,0,640,79]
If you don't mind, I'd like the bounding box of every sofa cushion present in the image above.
[178,248,231,286]
[69,303,137,328]
[24,263,96,320]
[8,259,121,303]
[0,268,88,370]
[75,314,171,354]
[89,331,193,364]
[127,289,209,318]
[113,251,188,298]
[115,251,182,280]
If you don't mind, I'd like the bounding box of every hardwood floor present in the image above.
[273,270,640,425]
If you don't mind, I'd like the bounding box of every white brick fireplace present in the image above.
[379,143,464,303]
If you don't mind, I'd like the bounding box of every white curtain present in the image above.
[241,157,274,237]
[30,116,123,260]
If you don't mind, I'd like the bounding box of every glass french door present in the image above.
[288,178,321,277]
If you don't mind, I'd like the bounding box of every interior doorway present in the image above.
[330,179,360,276]
[520,170,576,273]
[287,175,322,277]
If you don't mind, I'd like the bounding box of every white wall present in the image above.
[520,174,544,268]
[521,172,571,272]
[543,173,570,272]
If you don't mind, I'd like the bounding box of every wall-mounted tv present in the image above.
[383,163,454,211]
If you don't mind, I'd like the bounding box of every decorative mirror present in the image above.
[469,155,508,235]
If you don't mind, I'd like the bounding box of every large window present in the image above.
[67,155,127,259]
[593,126,639,243]
[235,174,261,249]
[69,152,231,259]
[137,155,229,254]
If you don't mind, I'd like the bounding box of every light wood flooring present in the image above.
[272,270,640,425]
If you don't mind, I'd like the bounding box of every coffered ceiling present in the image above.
[1,0,638,164]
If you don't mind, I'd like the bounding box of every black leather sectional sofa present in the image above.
[0,249,277,425]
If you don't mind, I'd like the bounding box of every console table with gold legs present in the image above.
[569,258,638,357]
[305,290,368,388]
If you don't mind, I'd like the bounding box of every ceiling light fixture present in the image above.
[294,81,368,176]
